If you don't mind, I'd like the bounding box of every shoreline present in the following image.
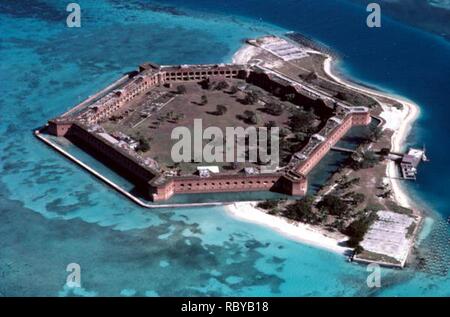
[322,55,420,209]
[233,43,420,210]
[230,40,422,253]
[226,202,352,255]
[232,43,260,65]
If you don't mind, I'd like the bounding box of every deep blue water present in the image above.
[0,0,449,296]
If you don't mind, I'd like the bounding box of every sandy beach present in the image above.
[323,55,420,209]
[229,40,421,252]
[232,44,261,65]
[226,202,352,255]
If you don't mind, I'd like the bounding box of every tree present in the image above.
[360,151,379,169]
[249,113,259,125]
[368,125,383,142]
[272,87,282,96]
[282,196,318,224]
[318,195,348,216]
[354,245,364,254]
[392,102,403,110]
[335,91,348,101]
[215,80,229,91]
[343,213,378,248]
[265,120,277,130]
[349,150,379,170]
[243,110,255,118]
[242,110,258,124]
[238,110,258,124]
[244,91,258,105]
[289,109,318,133]
[379,147,391,156]
[285,93,296,102]
[294,132,307,142]
[230,162,241,170]
[362,125,383,143]
[264,102,284,116]
[257,200,279,211]
[136,137,150,152]
[215,104,228,115]
[304,71,318,82]
[200,95,208,105]
[200,78,212,90]
[351,193,366,205]
[279,128,290,138]
[229,85,239,94]
[176,85,187,94]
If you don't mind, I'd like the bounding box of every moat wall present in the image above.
[45,63,370,202]
[63,124,158,194]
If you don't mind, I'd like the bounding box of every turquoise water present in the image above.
[0,0,449,296]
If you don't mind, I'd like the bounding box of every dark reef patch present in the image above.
[107,0,187,16]
[0,1,66,22]
[0,175,284,296]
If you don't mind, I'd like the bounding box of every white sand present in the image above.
[323,55,420,209]
[232,44,261,65]
[226,202,351,255]
[226,42,421,253]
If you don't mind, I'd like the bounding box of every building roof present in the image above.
[197,166,220,173]
[98,133,119,145]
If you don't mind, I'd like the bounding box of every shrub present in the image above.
[243,91,258,105]
[318,195,348,216]
[280,196,318,224]
[136,137,150,152]
[176,85,187,94]
[257,200,279,211]
[264,102,284,116]
[215,80,229,91]
[215,104,228,115]
[229,85,239,94]
[200,95,208,105]
[343,212,378,248]
[289,109,318,133]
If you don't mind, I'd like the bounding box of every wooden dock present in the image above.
[400,148,427,181]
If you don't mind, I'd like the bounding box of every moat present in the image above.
[36,35,422,268]
[39,36,371,203]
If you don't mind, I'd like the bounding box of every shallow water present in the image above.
[0,0,449,296]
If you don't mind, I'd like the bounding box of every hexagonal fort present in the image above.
[45,61,371,202]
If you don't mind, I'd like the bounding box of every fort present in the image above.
[40,37,371,203]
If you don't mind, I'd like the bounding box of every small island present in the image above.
[36,35,423,269]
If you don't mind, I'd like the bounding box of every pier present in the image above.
[400,148,428,180]
[387,147,428,181]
